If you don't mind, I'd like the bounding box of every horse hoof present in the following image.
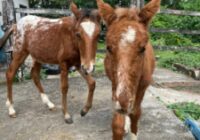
[49,106,56,111]
[65,118,73,124]
[9,113,17,118]
[80,109,88,117]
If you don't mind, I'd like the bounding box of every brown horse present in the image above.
[97,0,160,139]
[6,2,101,124]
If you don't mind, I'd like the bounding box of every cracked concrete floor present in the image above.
[0,76,194,140]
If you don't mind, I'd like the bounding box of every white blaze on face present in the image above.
[120,26,136,47]
[81,21,96,37]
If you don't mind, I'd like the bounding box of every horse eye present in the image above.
[107,46,112,54]
[139,47,146,53]
[75,32,81,38]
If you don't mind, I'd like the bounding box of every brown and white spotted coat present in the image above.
[97,0,160,139]
[6,2,101,124]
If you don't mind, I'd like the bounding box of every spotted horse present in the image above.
[6,2,101,124]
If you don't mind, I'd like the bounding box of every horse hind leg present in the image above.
[6,50,28,117]
[31,61,55,110]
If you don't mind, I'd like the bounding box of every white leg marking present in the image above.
[64,113,71,120]
[124,133,137,140]
[86,62,94,74]
[6,100,16,116]
[41,93,55,109]
[124,115,137,140]
[80,21,96,37]
[124,115,131,134]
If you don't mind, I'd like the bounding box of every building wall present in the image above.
[0,0,29,24]
[14,0,29,22]
[0,0,3,24]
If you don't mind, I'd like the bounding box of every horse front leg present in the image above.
[60,63,73,124]
[112,112,126,140]
[78,70,96,117]
[128,108,141,140]
[128,87,147,140]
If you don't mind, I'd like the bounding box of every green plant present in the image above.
[14,68,47,82]
[95,53,105,73]
[150,14,200,47]
[155,51,200,69]
[167,102,200,121]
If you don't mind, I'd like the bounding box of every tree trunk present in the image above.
[2,0,16,25]
[130,0,137,6]
[130,0,144,8]
[2,0,8,25]
[140,0,145,8]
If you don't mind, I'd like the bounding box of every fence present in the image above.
[1,2,200,54]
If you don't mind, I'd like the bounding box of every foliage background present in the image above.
[29,0,200,69]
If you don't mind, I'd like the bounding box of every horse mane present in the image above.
[79,9,100,22]
[114,7,140,22]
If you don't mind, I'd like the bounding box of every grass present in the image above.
[95,43,106,74]
[167,102,200,121]
[95,53,105,73]
[98,43,105,49]
[155,50,200,69]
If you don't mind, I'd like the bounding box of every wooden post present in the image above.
[2,0,16,25]
[140,0,145,8]
[2,0,8,25]
[130,0,137,6]
[7,0,16,23]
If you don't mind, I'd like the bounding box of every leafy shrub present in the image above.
[156,51,200,69]
[151,33,194,47]
[167,102,200,121]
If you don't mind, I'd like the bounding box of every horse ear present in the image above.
[91,10,101,23]
[70,2,80,19]
[139,0,160,26]
[96,0,116,26]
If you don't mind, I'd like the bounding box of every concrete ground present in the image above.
[0,72,195,140]
[153,68,200,87]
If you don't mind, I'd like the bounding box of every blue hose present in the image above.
[185,118,200,140]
